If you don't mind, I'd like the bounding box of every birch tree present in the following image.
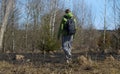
[49,0,58,37]
[11,0,15,52]
[103,0,107,48]
[0,0,13,51]
[0,0,2,24]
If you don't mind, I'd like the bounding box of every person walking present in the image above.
[57,9,77,63]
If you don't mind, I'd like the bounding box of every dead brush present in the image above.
[77,55,94,71]
[117,50,120,55]
[105,55,115,62]
[77,55,93,66]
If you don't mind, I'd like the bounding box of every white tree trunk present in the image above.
[50,0,57,37]
[50,14,53,35]
[52,10,56,36]
[103,0,106,45]
[0,0,13,50]
[52,0,57,37]
[12,0,15,52]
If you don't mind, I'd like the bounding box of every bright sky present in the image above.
[86,0,104,29]
[85,0,114,30]
[61,0,114,29]
[19,0,114,30]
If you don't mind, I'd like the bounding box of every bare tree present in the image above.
[72,0,98,51]
[0,0,13,51]
[24,0,30,50]
[25,0,44,51]
[2,0,21,52]
[103,0,107,48]
[0,0,2,25]
[49,0,58,37]
[108,0,120,50]
[11,0,15,52]
[115,0,120,49]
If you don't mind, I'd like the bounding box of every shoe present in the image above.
[66,58,72,64]
[66,60,70,64]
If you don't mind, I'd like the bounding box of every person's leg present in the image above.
[62,35,73,63]
[67,35,73,60]
[62,36,70,61]
[68,35,73,50]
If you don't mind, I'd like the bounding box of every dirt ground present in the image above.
[0,49,120,74]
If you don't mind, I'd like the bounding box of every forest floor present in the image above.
[0,49,120,74]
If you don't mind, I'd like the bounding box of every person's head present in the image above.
[65,9,70,13]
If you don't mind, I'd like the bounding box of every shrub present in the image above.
[111,26,120,50]
[97,32,111,50]
[37,24,60,53]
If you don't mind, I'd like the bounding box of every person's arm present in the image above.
[57,18,64,40]
[73,18,77,39]
[57,16,68,40]
[57,23,62,40]
[74,19,77,30]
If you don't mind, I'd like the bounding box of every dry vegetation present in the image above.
[0,0,120,74]
[0,50,120,74]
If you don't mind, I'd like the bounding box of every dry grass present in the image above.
[0,55,120,74]
[77,55,93,66]
[0,49,120,74]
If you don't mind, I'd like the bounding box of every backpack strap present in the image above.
[64,15,68,19]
